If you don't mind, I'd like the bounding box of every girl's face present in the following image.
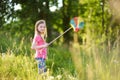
[37,23,46,34]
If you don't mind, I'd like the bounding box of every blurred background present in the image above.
[0,0,120,80]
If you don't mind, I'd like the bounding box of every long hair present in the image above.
[34,20,47,39]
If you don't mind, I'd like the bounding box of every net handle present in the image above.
[48,27,72,46]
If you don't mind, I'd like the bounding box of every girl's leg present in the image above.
[38,59,42,74]
[41,58,47,72]
[37,58,46,74]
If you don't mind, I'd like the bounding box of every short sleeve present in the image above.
[33,35,44,45]
[35,35,40,42]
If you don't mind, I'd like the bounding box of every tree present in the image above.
[0,0,14,28]
[62,0,80,43]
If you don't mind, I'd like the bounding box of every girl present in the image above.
[31,20,48,74]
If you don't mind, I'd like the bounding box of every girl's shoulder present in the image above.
[34,34,42,41]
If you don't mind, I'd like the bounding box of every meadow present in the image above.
[0,32,120,80]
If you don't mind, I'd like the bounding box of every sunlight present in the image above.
[50,0,63,12]
[14,0,62,12]
[50,6,57,12]
[14,4,22,11]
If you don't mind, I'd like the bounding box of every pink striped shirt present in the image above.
[33,34,47,59]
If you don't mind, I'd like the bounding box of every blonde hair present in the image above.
[34,20,47,39]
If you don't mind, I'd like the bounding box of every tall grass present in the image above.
[70,43,120,80]
[0,32,76,80]
[0,32,120,80]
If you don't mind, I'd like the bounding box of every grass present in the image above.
[0,47,76,80]
[0,32,120,80]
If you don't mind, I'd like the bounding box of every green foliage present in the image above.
[47,46,75,75]
[0,33,120,80]
[0,33,76,80]
[0,0,15,27]
[1,0,120,44]
[0,0,120,80]
[0,32,31,56]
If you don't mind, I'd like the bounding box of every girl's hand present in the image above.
[43,43,49,48]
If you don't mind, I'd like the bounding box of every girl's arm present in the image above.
[31,41,48,50]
